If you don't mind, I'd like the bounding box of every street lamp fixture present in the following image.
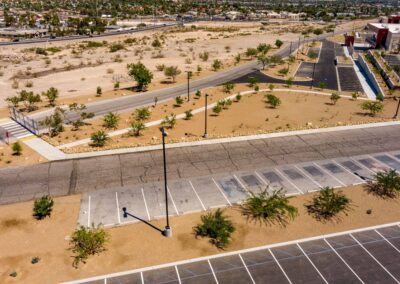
[159,127,172,237]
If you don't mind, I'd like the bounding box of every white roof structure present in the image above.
[369,23,400,33]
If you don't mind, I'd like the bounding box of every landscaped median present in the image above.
[1,180,399,283]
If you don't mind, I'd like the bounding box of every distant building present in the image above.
[367,23,400,51]
[0,27,48,38]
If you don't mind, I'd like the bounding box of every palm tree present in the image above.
[241,188,298,226]
[90,131,109,147]
[365,169,400,198]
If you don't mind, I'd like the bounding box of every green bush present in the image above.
[241,189,298,226]
[212,105,222,115]
[193,209,235,249]
[175,96,184,106]
[109,43,124,53]
[129,121,146,136]
[365,169,400,198]
[212,59,222,71]
[127,62,153,91]
[330,93,341,105]
[70,225,110,267]
[135,107,151,121]
[184,110,193,120]
[161,114,177,129]
[12,142,22,156]
[265,94,281,108]
[361,101,384,116]
[195,90,201,98]
[103,112,120,129]
[90,131,109,147]
[305,187,352,221]
[33,195,54,220]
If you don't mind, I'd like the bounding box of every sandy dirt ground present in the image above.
[0,19,371,113]
[0,184,399,283]
[62,85,398,153]
[0,140,47,168]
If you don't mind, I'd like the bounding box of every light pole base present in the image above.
[163,226,172,237]
[203,133,208,138]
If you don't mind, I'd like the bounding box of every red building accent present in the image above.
[388,15,400,24]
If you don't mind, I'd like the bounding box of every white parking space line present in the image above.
[233,174,250,195]
[349,234,400,283]
[350,158,375,174]
[115,192,121,224]
[314,162,346,187]
[167,186,180,216]
[238,254,256,284]
[323,238,364,284]
[140,272,144,284]
[211,177,232,206]
[332,160,364,183]
[294,165,323,189]
[374,230,400,254]
[175,265,182,284]
[207,259,219,284]
[254,170,269,186]
[141,188,151,221]
[87,195,91,227]
[389,153,400,162]
[268,248,293,284]
[188,180,206,211]
[297,243,328,284]
[275,168,304,194]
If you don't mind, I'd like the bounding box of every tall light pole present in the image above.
[160,127,171,237]
[185,71,192,101]
[394,97,400,119]
[311,62,316,89]
[203,94,209,138]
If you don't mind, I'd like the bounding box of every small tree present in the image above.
[134,107,151,121]
[161,114,177,129]
[257,43,272,54]
[96,86,102,97]
[127,62,153,91]
[175,96,184,106]
[212,104,222,115]
[42,87,59,107]
[361,101,384,116]
[245,48,258,59]
[241,189,298,226]
[258,55,269,70]
[33,195,54,220]
[365,169,400,198]
[212,59,222,71]
[193,209,235,249]
[6,95,20,107]
[12,141,22,155]
[164,66,181,83]
[222,82,235,94]
[305,187,352,221]
[275,39,283,48]
[184,110,193,120]
[265,94,281,108]
[90,131,109,147]
[330,93,341,105]
[40,107,65,136]
[103,112,120,129]
[129,121,146,136]
[20,90,41,112]
[70,225,110,267]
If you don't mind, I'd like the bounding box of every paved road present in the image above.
[29,31,347,125]
[1,125,399,205]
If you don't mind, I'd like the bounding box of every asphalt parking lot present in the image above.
[65,223,400,284]
[77,150,400,228]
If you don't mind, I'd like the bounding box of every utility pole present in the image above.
[311,62,316,89]
[203,94,209,138]
[185,71,192,101]
[160,127,171,238]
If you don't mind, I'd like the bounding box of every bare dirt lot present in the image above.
[0,184,399,283]
[0,140,46,167]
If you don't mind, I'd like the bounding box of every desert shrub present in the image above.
[265,94,281,108]
[278,68,289,75]
[193,209,235,249]
[161,114,177,129]
[109,43,124,52]
[164,66,181,83]
[199,51,209,62]
[87,41,103,48]
[245,47,258,58]
[103,112,120,129]
[70,225,110,267]
[330,93,341,105]
[212,59,222,71]
[361,101,384,116]
[248,76,258,87]
[129,121,146,136]
[25,81,33,88]
[42,87,59,107]
[96,86,102,97]
[241,189,298,226]
[156,64,165,71]
[195,90,201,98]
[114,81,120,90]
[12,142,22,156]
[235,93,242,102]
[365,169,400,198]
[222,82,235,94]
[275,39,283,48]
[134,107,151,121]
[175,96,184,106]
[151,38,162,48]
[184,110,193,120]
[305,187,352,221]
[90,131,109,147]
[318,82,327,90]
[212,104,222,115]
[33,195,54,220]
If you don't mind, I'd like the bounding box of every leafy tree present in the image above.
[330,93,341,105]
[12,141,22,156]
[193,209,235,249]
[258,55,269,70]
[42,87,59,107]
[245,47,258,59]
[257,43,272,54]
[212,104,222,115]
[40,107,64,136]
[164,66,181,83]
[90,131,109,147]
[129,121,146,136]
[161,114,177,129]
[265,94,282,108]
[70,225,110,267]
[351,92,359,100]
[175,96,184,106]
[361,101,384,116]
[288,55,296,63]
[212,59,222,71]
[365,169,400,198]
[184,110,193,120]
[103,112,120,129]
[5,95,20,107]
[134,107,151,121]
[222,82,235,94]
[275,39,283,48]
[269,55,283,65]
[241,189,298,226]
[127,62,153,91]
[19,90,41,112]
[33,195,54,220]
[305,187,352,221]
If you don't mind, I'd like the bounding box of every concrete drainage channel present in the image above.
[77,150,400,228]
